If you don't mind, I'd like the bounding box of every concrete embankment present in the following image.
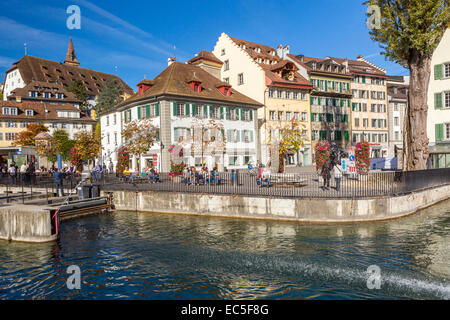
[106,184,450,222]
[0,205,58,242]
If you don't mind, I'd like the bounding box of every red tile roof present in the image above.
[187,51,223,65]
[0,101,95,122]
[117,62,262,108]
[6,55,134,96]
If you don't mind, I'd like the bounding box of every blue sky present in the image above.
[0,0,409,89]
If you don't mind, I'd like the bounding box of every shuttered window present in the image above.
[434,64,443,80]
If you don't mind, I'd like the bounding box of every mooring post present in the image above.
[22,182,24,204]
[46,183,49,204]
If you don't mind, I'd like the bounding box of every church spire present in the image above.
[64,37,80,67]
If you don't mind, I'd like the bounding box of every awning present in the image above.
[429,143,450,154]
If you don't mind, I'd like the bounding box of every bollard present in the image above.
[22,182,24,204]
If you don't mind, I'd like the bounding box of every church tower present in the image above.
[64,38,80,67]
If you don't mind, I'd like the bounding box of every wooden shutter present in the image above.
[203,104,208,118]
[185,103,190,116]
[311,113,314,122]
[249,109,253,121]
[145,104,150,118]
[434,64,443,80]
[155,102,160,117]
[173,102,178,116]
[226,106,230,120]
[435,124,444,141]
[240,108,244,121]
[435,93,442,109]
[137,106,141,119]
[192,103,197,116]
[209,105,213,118]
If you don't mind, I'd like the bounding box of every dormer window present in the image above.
[57,93,64,99]
[271,51,275,56]
[256,48,261,53]
[2,107,18,115]
[25,109,34,116]
[216,82,232,96]
[188,80,202,93]
[137,79,155,95]
[312,62,316,69]
[44,92,51,98]
[29,91,36,97]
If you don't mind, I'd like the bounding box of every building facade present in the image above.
[0,100,95,149]
[101,58,261,172]
[212,34,313,166]
[2,38,133,108]
[427,28,450,168]
[387,76,408,162]
[287,54,352,153]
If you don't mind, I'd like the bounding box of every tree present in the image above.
[68,79,90,113]
[69,147,83,171]
[121,119,158,168]
[269,120,306,172]
[52,130,74,162]
[74,130,102,165]
[365,0,449,170]
[95,79,124,116]
[314,140,331,174]
[190,118,226,167]
[13,123,48,146]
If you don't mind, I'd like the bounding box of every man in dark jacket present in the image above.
[321,160,331,190]
[53,169,65,197]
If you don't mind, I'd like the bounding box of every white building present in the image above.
[427,28,450,168]
[101,53,262,173]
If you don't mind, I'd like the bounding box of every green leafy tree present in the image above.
[122,119,158,170]
[52,130,74,162]
[95,79,124,116]
[74,130,102,165]
[68,79,90,113]
[365,0,449,170]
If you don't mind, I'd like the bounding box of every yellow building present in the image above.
[213,34,313,166]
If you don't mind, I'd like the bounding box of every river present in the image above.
[0,200,449,299]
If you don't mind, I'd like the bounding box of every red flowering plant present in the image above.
[69,147,83,172]
[314,140,331,174]
[355,141,370,174]
[168,144,185,175]
[116,148,130,175]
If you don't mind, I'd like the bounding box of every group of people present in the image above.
[121,166,160,183]
[248,162,272,188]
[182,166,221,186]
[2,161,36,185]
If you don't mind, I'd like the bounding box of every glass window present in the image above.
[238,73,244,85]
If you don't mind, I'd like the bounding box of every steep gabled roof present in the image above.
[0,101,95,122]
[117,62,262,108]
[9,80,80,103]
[6,55,133,96]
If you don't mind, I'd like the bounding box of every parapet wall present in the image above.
[0,205,58,242]
[107,184,450,222]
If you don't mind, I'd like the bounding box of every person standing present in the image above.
[8,164,16,185]
[108,161,114,174]
[20,162,28,184]
[333,161,343,192]
[321,160,331,190]
[27,161,36,185]
[53,168,65,197]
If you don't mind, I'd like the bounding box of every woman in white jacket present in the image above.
[334,161,343,192]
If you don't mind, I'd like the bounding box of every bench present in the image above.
[270,174,308,187]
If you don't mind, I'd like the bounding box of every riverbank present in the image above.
[106,183,450,223]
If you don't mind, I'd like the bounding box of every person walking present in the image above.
[333,161,343,191]
[53,168,65,197]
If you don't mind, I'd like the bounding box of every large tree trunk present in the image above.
[404,50,431,171]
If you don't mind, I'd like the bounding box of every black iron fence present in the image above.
[0,173,83,203]
[1,168,449,201]
[98,167,450,199]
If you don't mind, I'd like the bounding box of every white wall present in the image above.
[427,28,450,144]
[3,69,25,100]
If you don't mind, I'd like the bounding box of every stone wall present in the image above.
[0,205,58,242]
[107,184,450,222]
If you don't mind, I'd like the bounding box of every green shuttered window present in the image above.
[434,64,443,80]
[435,93,443,109]
[435,123,444,141]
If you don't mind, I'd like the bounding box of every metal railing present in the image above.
[99,168,450,199]
[0,173,83,203]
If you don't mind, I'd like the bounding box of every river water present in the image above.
[0,200,449,300]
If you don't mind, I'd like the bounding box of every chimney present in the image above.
[168,56,176,66]
[277,45,283,58]
[357,54,363,60]
[283,45,290,58]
